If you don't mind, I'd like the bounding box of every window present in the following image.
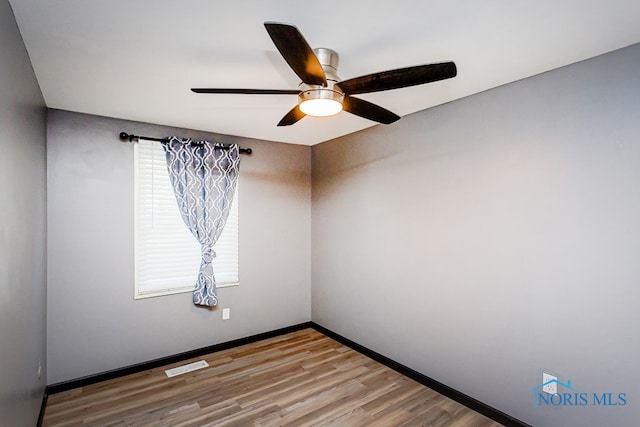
[134,140,239,299]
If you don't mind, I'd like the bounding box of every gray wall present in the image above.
[312,44,640,427]
[0,0,47,425]
[47,110,311,384]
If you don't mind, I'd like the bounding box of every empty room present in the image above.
[1,1,639,426]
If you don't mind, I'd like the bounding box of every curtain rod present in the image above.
[119,132,252,155]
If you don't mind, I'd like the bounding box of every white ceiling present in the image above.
[9,0,640,146]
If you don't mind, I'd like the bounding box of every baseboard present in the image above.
[46,321,312,395]
[310,322,531,427]
[42,320,528,427]
[36,387,48,427]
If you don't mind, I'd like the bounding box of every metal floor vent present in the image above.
[165,360,209,378]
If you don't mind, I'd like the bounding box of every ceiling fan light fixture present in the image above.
[298,88,344,117]
[299,98,343,117]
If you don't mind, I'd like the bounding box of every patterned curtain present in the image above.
[162,137,240,307]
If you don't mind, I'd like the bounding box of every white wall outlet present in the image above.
[222,308,230,320]
[543,373,557,395]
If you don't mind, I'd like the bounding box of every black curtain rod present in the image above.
[119,132,252,155]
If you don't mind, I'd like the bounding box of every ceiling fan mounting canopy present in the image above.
[191,22,457,127]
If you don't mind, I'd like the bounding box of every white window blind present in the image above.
[134,140,239,299]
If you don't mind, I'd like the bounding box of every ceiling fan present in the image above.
[192,22,457,127]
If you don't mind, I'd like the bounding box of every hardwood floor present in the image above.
[43,329,503,426]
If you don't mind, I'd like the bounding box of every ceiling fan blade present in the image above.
[337,62,457,95]
[191,88,301,95]
[264,22,327,87]
[277,105,306,126]
[342,95,400,125]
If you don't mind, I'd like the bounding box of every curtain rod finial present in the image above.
[120,132,135,142]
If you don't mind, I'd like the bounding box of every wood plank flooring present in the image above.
[43,328,503,426]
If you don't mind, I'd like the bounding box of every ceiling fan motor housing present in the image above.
[298,48,344,110]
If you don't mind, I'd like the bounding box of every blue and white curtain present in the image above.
[162,137,240,307]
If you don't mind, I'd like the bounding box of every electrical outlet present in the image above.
[222,308,230,320]
[543,373,557,395]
